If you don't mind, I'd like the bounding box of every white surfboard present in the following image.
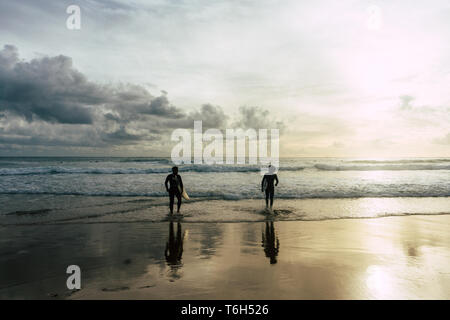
[182,188,190,200]
[177,182,189,200]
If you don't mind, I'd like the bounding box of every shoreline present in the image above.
[2,196,450,225]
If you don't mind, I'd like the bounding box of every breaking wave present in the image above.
[314,164,450,171]
[1,189,449,199]
[0,165,305,176]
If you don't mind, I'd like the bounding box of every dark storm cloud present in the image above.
[102,125,150,143]
[0,45,284,154]
[0,45,97,124]
[0,45,190,151]
[0,124,105,148]
[148,95,181,117]
[163,104,228,129]
[101,85,183,125]
[0,45,183,124]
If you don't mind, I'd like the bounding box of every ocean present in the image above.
[1,157,449,224]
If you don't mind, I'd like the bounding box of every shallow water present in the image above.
[1,156,450,224]
[1,196,449,225]
[1,216,449,299]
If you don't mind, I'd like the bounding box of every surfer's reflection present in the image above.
[261,221,280,264]
[165,221,184,265]
[165,221,185,279]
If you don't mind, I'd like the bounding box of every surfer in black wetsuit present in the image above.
[165,166,183,214]
[261,165,279,209]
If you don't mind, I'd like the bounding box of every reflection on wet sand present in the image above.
[0,215,449,299]
[164,222,184,280]
[262,221,280,264]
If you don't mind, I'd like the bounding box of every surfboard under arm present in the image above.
[182,188,190,200]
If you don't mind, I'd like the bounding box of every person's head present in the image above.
[172,166,178,174]
[268,165,276,174]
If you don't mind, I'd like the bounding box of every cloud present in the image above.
[188,104,229,128]
[102,125,148,143]
[234,106,286,132]
[0,45,284,154]
[0,119,105,148]
[399,95,414,110]
[0,45,189,152]
[163,103,229,129]
[396,95,450,128]
[0,45,183,124]
[433,133,450,145]
[0,45,96,124]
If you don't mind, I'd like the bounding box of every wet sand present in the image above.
[0,214,449,299]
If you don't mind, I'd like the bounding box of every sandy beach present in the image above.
[2,0,450,306]
[1,205,449,299]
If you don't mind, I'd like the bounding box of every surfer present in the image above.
[261,165,279,209]
[165,166,183,214]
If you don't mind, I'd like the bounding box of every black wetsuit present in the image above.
[261,174,279,207]
[165,173,183,213]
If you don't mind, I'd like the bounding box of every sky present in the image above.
[0,0,449,157]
